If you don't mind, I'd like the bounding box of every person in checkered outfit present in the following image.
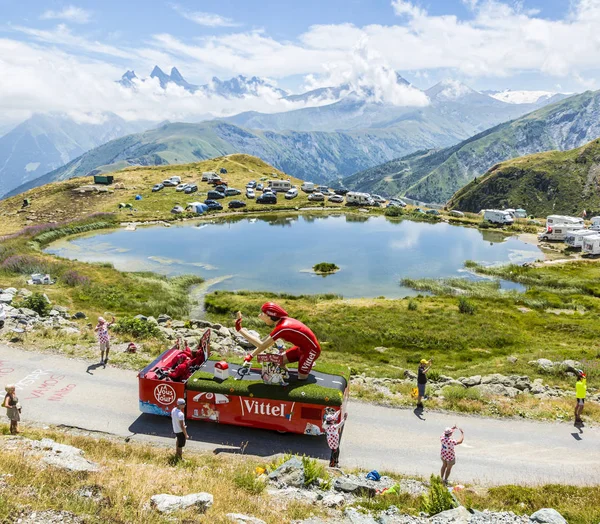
[94,316,115,365]
[323,411,347,467]
[440,425,464,485]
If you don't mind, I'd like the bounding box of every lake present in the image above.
[46,214,543,298]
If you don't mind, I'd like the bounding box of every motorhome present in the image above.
[514,208,527,219]
[346,192,374,206]
[483,209,514,225]
[546,215,584,228]
[565,229,596,248]
[582,234,600,256]
[268,180,292,193]
[538,224,580,242]
[590,216,600,231]
[301,182,315,193]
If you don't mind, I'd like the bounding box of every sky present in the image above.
[1,0,600,124]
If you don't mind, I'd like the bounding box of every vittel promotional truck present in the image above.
[138,330,349,436]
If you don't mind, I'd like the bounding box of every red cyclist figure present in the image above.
[235,302,321,380]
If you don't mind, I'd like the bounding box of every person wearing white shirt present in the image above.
[171,398,189,459]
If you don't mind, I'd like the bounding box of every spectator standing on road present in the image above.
[323,411,348,467]
[94,316,115,365]
[3,385,21,435]
[417,358,432,409]
[172,398,189,460]
[575,370,587,426]
[440,426,464,485]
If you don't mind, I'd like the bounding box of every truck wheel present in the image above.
[542,236,548,241]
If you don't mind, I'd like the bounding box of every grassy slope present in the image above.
[448,138,600,215]
[0,154,330,237]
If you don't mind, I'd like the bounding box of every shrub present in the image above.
[113,317,162,339]
[427,370,441,382]
[302,456,331,488]
[16,292,51,316]
[313,262,339,273]
[233,466,267,494]
[0,255,54,275]
[408,300,418,311]
[384,206,405,217]
[421,475,456,516]
[62,270,91,287]
[458,297,476,315]
[442,385,481,401]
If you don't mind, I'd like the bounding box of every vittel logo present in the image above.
[242,398,287,417]
[154,384,176,405]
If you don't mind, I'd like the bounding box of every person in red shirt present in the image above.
[235,302,321,380]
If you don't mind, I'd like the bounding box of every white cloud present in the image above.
[391,1,426,18]
[40,5,92,24]
[170,4,240,27]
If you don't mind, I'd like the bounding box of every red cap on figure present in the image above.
[261,302,288,318]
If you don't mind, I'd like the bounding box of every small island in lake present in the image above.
[313,262,340,275]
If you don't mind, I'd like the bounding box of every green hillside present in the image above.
[344,90,600,203]
[448,138,600,216]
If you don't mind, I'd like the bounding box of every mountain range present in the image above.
[448,138,600,216]
[343,89,600,203]
[0,114,151,199]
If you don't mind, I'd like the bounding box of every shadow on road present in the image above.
[413,406,425,420]
[86,362,105,375]
[128,414,331,459]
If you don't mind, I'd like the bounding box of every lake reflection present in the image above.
[46,215,542,298]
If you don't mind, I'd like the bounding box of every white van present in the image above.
[268,180,292,193]
[583,234,600,255]
[169,176,181,185]
[565,229,596,248]
[538,225,579,242]
[590,216,600,231]
[201,171,218,181]
[346,192,374,206]
[546,215,584,228]
[483,209,514,225]
[301,182,315,193]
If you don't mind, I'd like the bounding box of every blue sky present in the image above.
[1,0,600,122]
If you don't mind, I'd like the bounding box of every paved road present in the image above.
[1,344,598,486]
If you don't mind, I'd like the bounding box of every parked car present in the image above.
[308,192,325,202]
[426,209,441,215]
[328,194,344,203]
[246,188,256,199]
[204,199,223,210]
[228,200,247,209]
[246,180,256,188]
[214,184,227,193]
[389,198,407,207]
[263,187,275,194]
[449,210,464,217]
[386,201,403,208]
[333,188,349,195]
[163,179,178,187]
[207,190,225,199]
[256,193,277,204]
[371,194,386,204]
[285,188,298,199]
[152,183,164,192]
[184,184,198,194]
[219,168,227,174]
[256,183,264,191]
[175,183,189,192]
[225,188,242,197]
[414,208,426,214]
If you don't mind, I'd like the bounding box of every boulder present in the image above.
[529,508,567,524]
[150,492,213,514]
[0,294,14,304]
[217,326,230,337]
[529,359,555,372]
[49,309,60,317]
[343,508,378,524]
[226,513,267,524]
[268,456,305,488]
[19,308,39,318]
[18,288,32,297]
[473,383,521,398]
[459,375,481,387]
[507,356,518,363]
[4,288,17,295]
[134,314,148,321]
[53,305,69,313]
[374,346,388,353]
[60,327,81,336]
[157,314,171,324]
[560,360,581,373]
[511,376,532,391]
[147,316,158,325]
[481,374,513,386]
[321,493,346,508]
[171,320,186,329]
[333,477,376,497]
[429,506,470,523]
[404,370,417,380]
[266,486,319,503]
[72,312,87,319]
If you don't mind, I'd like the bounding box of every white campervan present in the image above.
[538,225,580,242]
[546,215,584,228]
[301,182,315,193]
[346,192,374,206]
[590,216,600,231]
[582,234,600,255]
[268,180,292,193]
[483,209,514,225]
[565,229,596,248]
[201,171,218,181]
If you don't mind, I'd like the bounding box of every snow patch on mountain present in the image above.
[489,90,557,104]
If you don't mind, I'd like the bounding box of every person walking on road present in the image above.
[575,369,587,426]
[417,358,432,409]
[3,385,21,435]
[172,398,189,460]
[440,425,463,485]
[94,316,115,365]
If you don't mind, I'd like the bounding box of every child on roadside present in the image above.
[94,316,115,365]
[440,425,464,485]
[575,369,587,426]
[323,411,348,467]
